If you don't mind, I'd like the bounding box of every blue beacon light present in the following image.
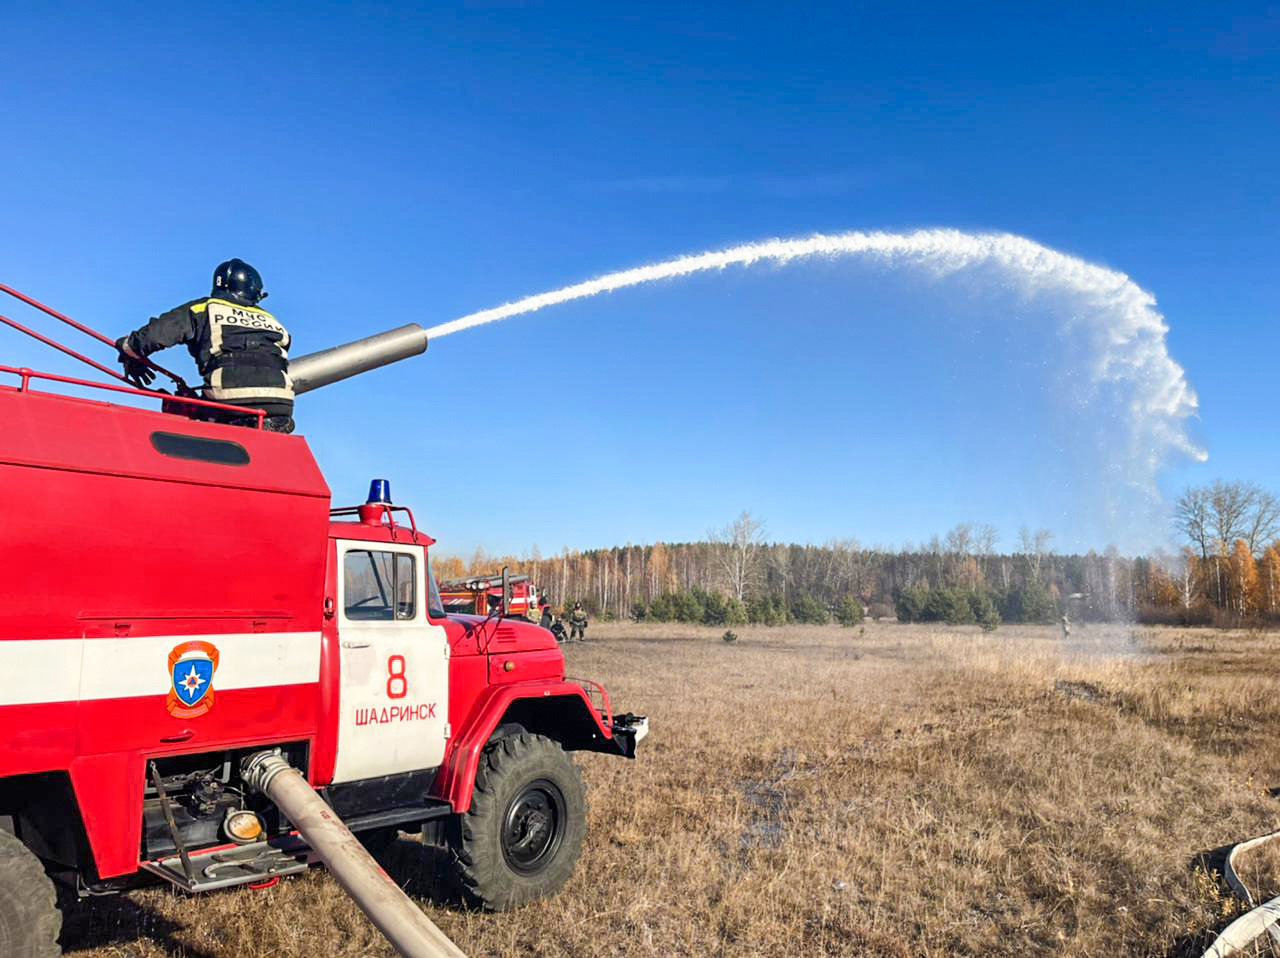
[367,479,392,505]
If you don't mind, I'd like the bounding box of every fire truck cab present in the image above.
[0,372,645,957]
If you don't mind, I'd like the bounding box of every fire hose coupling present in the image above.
[240,749,294,795]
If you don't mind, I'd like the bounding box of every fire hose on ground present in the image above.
[241,751,467,958]
[1201,829,1280,958]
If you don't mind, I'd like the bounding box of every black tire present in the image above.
[0,829,61,958]
[447,733,585,911]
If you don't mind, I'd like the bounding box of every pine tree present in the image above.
[835,597,865,626]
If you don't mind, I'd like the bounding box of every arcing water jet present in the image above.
[289,228,1205,533]
[422,228,1203,465]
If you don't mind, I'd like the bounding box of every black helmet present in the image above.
[212,259,266,306]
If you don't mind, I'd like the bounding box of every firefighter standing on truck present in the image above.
[568,602,588,642]
[115,259,295,432]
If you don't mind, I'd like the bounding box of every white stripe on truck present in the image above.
[0,632,322,707]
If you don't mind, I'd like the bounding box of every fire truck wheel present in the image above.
[0,830,61,958]
[448,732,586,911]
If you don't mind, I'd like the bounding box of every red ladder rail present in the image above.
[0,365,266,427]
[0,282,191,392]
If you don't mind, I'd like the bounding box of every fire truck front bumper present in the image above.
[608,713,649,758]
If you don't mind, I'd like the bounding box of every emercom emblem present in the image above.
[166,640,221,718]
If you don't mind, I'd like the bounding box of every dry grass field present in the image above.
[66,622,1280,957]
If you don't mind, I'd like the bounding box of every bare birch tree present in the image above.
[1018,527,1053,583]
[973,524,999,558]
[1174,486,1212,559]
[1244,489,1280,554]
[711,511,766,603]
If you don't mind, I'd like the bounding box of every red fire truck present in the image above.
[0,291,646,957]
[438,573,539,619]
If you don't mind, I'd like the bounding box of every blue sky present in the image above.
[1,2,1275,555]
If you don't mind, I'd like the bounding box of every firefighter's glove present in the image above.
[115,337,155,387]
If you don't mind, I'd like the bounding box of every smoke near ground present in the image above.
[426,229,1205,548]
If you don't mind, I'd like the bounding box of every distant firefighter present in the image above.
[1060,612,1072,639]
[568,602,588,642]
[539,601,553,630]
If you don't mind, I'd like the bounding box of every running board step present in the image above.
[342,800,453,833]
[141,835,313,893]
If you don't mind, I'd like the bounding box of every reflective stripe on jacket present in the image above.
[127,297,294,408]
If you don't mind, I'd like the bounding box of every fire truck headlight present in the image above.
[224,808,266,844]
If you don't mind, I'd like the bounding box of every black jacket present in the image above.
[126,297,294,416]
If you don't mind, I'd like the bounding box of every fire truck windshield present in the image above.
[426,562,445,619]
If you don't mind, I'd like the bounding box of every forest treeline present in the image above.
[433,480,1280,629]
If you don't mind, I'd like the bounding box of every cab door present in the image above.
[331,541,449,783]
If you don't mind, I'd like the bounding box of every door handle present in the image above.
[341,640,372,650]
[160,729,194,743]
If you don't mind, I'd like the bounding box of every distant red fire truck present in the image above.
[438,573,540,620]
